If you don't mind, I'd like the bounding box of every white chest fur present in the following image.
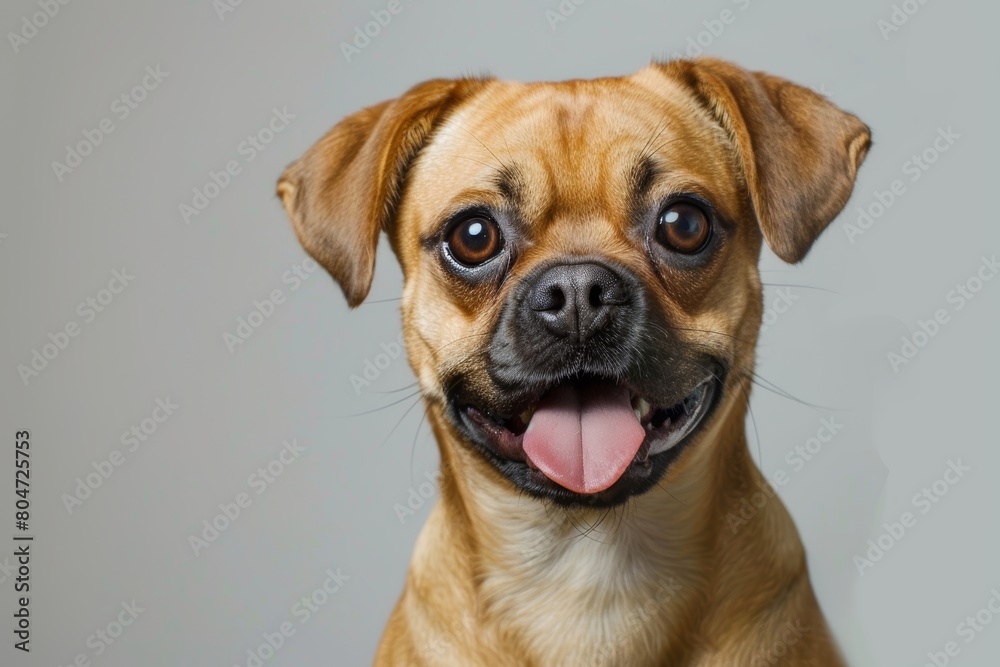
[467,485,705,666]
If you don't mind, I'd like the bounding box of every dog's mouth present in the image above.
[454,370,723,506]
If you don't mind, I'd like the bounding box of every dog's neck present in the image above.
[415,385,766,665]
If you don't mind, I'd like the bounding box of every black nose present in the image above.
[526,262,630,342]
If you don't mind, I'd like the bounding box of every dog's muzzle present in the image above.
[446,257,724,505]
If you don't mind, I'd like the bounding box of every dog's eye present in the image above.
[446,217,503,266]
[656,203,711,254]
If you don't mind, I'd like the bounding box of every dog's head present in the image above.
[278,58,869,507]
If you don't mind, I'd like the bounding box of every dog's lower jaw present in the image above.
[373,392,845,667]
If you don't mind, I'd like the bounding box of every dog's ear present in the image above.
[277,78,491,306]
[660,58,871,263]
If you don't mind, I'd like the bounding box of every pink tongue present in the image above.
[522,383,646,494]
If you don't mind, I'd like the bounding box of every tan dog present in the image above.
[277,57,869,666]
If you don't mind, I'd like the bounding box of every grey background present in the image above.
[2,0,998,665]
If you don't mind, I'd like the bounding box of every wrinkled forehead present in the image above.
[405,68,743,234]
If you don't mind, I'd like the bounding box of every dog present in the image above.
[277,57,869,666]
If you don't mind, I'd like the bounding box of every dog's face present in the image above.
[278,58,869,508]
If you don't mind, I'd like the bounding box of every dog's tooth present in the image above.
[634,398,652,419]
[519,406,536,424]
[634,408,643,422]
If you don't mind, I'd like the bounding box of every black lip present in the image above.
[449,365,727,508]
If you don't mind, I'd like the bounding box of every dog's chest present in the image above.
[474,513,694,667]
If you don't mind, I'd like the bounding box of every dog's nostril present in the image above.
[547,286,566,311]
[529,283,566,312]
[589,284,603,308]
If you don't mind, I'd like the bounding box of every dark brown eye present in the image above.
[446,217,503,266]
[656,203,711,254]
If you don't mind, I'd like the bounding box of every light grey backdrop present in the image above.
[2,0,998,665]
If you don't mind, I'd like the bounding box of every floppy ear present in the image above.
[277,77,491,307]
[660,58,871,263]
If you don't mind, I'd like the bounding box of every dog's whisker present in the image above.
[560,508,610,545]
[618,500,631,533]
[372,383,420,395]
[685,363,759,469]
[575,513,600,540]
[428,331,493,357]
[610,503,627,539]
[760,282,840,295]
[378,393,425,450]
[409,404,432,484]
[657,354,740,490]
[561,510,591,542]
[638,120,670,162]
[359,296,402,305]
[399,366,483,480]
[500,130,516,168]
[747,377,821,409]
[646,135,683,159]
[451,121,512,173]
[344,390,423,417]
[747,371,842,411]
[735,374,763,470]
[597,508,618,543]
[577,508,615,544]
[685,358,727,387]
[656,479,687,506]
[497,249,516,292]
[445,154,506,171]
